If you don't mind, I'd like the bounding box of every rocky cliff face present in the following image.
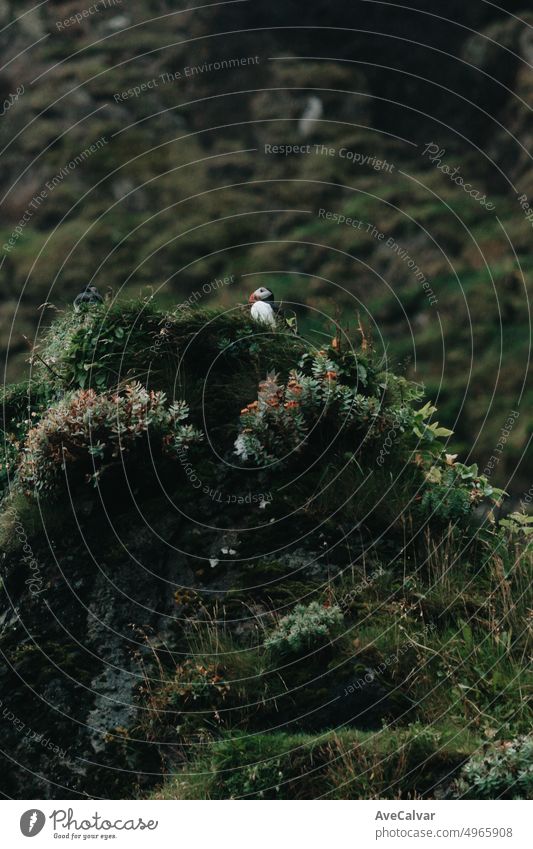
[0,491,380,798]
[0,496,174,797]
[0,305,529,800]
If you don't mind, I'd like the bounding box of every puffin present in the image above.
[248,286,297,333]
[74,285,104,311]
[248,286,278,327]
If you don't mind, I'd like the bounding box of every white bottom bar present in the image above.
[3,800,531,848]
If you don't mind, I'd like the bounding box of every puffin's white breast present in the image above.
[251,300,276,327]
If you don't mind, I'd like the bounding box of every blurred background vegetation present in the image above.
[0,0,531,493]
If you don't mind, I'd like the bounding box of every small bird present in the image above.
[248,286,278,327]
[73,285,104,311]
[248,286,298,333]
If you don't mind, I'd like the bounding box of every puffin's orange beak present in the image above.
[248,292,256,303]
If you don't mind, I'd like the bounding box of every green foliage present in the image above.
[0,426,25,502]
[37,302,306,409]
[234,348,391,466]
[420,482,473,522]
[16,305,506,536]
[222,755,285,799]
[36,301,164,391]
[419,459,505,524]
[151,725,471,800]
[218,324,271,358]
[0,380,53,501]
[499,512,533,546]
[18,382,202,494]
[171,660,232,706]
[233,344,503,528]
[452,736,533,799]
[264,601,344,655]
[1,306,508,542]
[152,733,312,800]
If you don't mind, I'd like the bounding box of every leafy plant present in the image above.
[36,302,160,391]
[218,325,260,358]
[233,346,504,528]
[218,754,285,799]
[499,512,533,545]
[18,382,203,494]
[451,736,533,799]
[265,601,344,655]
[419,458,505,524]
[172,661,231,706]
[234,349,383,466]
[0,381,53,502]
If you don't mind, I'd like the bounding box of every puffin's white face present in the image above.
[249,287,274,303]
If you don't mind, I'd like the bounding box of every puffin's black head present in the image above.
[249,286,274,303]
